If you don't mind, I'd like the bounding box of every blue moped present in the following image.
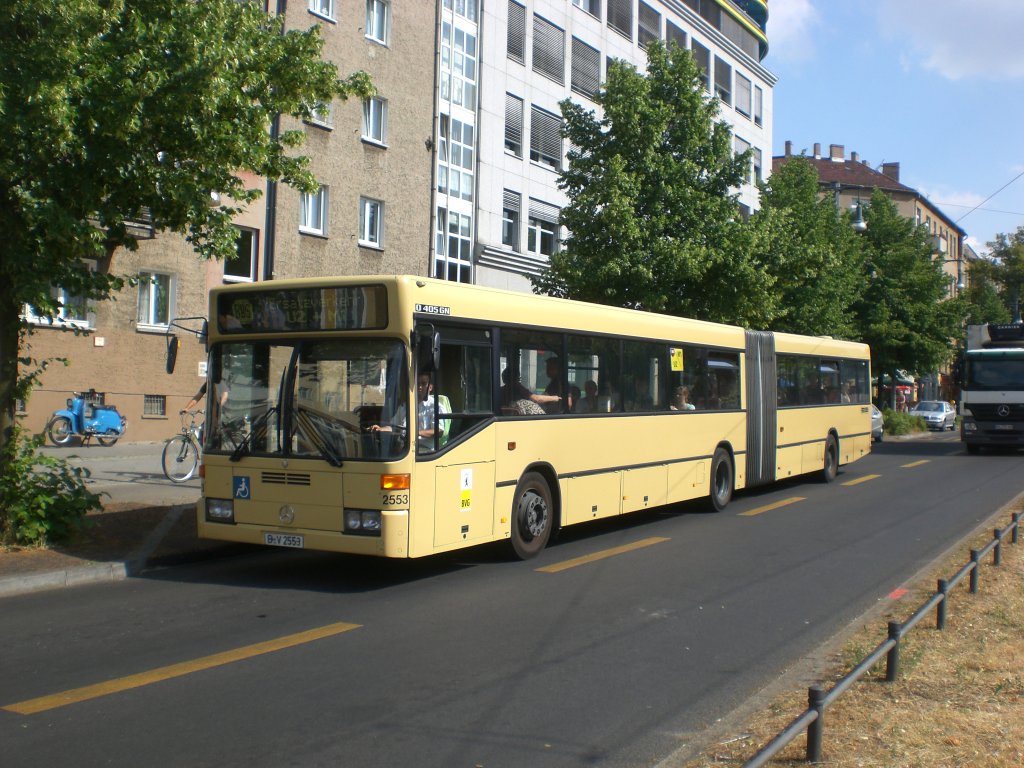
[46,391,127,447]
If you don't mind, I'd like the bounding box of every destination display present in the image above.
[217,285,388,333]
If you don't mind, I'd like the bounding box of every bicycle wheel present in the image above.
[162,435,200,483]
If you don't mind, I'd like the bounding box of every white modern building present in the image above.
[432,0,774,292]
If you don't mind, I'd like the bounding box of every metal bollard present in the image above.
[970,549,980,593]
[806,684,825,763]
[994,529,1002,566]
[937,579,948,630]
[885,621,901,682]
[1013,512,1020,545]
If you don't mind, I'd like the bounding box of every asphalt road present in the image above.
[4,434,1022,768]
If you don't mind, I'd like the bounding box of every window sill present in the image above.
[141,414,169,420]
[24,317,92,331]
[305,119,333,131]
[358,241,384,252]
[365,35,389,48]
[299,228,329,239]
[361,137,388,150]
[308,10,336,24]
[136,323,170,335]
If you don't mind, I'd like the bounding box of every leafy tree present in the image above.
[750,157,864,338]
[535,41,776,327]
[962,256,1011,327]
[0,0,373,463]
[986,226,1024,322]
[852,190,964,405]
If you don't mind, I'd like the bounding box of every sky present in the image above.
[764,0,1024,255]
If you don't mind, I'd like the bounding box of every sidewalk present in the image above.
[0,442,233,598]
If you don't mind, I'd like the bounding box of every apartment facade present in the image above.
[19,0,773,439]
[774,141,969,297]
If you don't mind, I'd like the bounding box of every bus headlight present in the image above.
[344,509,382,536]
[206,498,235,524]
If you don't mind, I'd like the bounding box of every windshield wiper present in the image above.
[230,405,278,462]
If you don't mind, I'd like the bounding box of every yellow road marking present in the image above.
[901,460,930,468]
[3,621,361,716]
[842,474,881,487]
[738,497,806,517]
[536,537,669,573]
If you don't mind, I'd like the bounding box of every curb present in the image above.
[0,504,189,599]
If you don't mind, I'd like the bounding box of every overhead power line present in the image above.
[955,168,1024,224]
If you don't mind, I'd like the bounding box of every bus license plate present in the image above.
[264,533,304,549]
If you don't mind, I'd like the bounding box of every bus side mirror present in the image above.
[415,326,441,372]
[166,335,179,374]
[199,319,208,344]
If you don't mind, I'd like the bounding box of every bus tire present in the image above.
[708,448,733,513]
[510,471,553,560]
[822,435,839,483]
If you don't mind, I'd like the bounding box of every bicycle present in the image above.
[162,410,203,483]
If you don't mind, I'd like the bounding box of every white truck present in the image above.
[960,323,1024,454]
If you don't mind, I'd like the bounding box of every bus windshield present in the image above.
[205,338,408,461]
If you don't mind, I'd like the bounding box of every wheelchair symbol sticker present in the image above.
[233,476,251,500]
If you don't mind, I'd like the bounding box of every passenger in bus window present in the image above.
[541,356,571,413]
[501,367,559,415]
[671,386,696,411]
[577,380,599,413]
[627,375,653,411]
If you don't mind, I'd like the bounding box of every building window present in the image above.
[24,287,90,329]
[530,106,562,171]
[502,190,521,251]
[225,227,258,283]
[359,197,384,247]
[138,271,173,329]
[734,136,751,183]
[752,147,763,183]
[309,0,334,21]
[438,114,474,201]
[144,394,167,417]
[571,38,600,99]
[754,85,763,126]
[735,73,752,117]
[572,0,601,17]
[444,0,477,22]
[714,56,732,105]
[505,93,523,156]
[638,2,660,49]
[666,20,686,50]
[532,15,565,85]
[440,20,477,109]
[607,0,632,40]
[366,0,389,45]
[307,100,332,129]
[691,40,710,91]
[507,1,526,63]
[362,97,388,145]
[299,185,328,236]
[434,207,472,283]
[527,199,560,258]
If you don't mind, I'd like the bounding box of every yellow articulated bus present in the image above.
[195,275,872,559]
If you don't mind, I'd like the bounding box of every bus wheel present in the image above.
[510,472,553,559]
[822,435,839,483]
[709,448,733,513]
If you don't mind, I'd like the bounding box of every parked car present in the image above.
[870,404,884,442]
[909,400,957,431]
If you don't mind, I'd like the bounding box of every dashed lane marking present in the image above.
[536,537,670,573]
[738,497,807,517]
[4,621,361,715]
[841,474,881,487]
